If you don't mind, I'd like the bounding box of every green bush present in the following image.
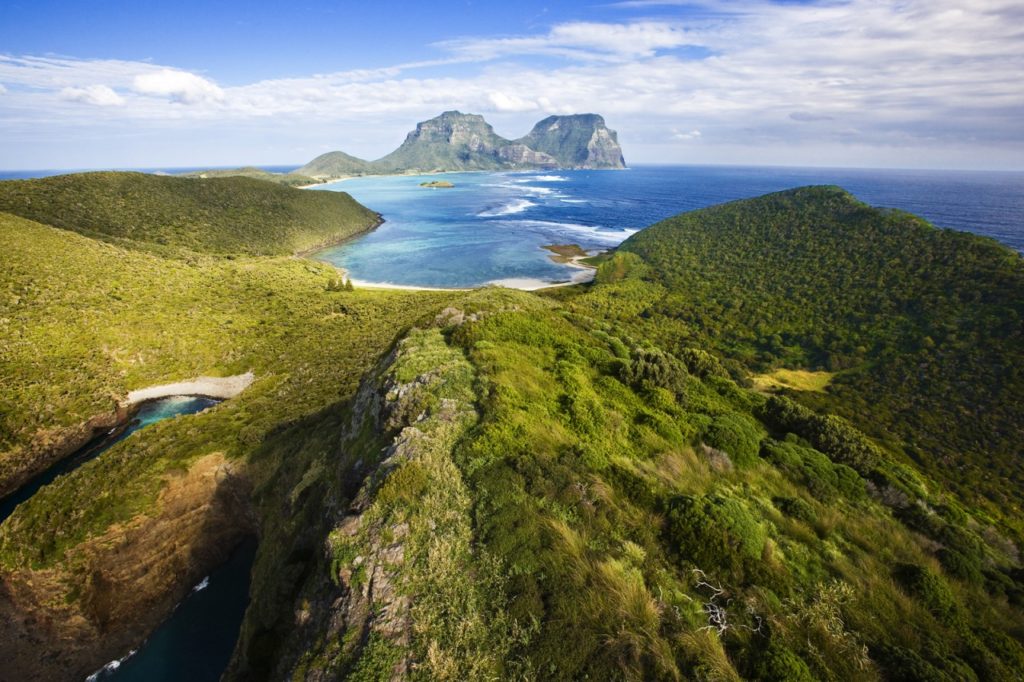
[665,494,766,572]
[618,346,688,395]
[751,641,815,682]
[762,439,861,501]
[704,412,765,467]
[772,496,816,525]
[677,347,730,380]
[759,396,880,474]
[894,563,959,624]
[938,548,983,583]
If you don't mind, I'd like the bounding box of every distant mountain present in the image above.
[515,114,625,169]
[294,151,376,178]
[292,111,625,179]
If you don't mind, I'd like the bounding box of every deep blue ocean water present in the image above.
[311,165,1024,288]
[91,538,257,682]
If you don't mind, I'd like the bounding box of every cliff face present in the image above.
[292,111,625,178]
[0,402,128,500]
[0,452,254,681]
[516,114,626,169]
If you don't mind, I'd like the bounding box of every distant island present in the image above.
[293,111,626,180]
[420,180,454,188]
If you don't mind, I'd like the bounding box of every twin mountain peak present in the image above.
[294,111,626,179]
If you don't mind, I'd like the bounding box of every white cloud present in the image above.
[0,83,6,95]
[790,111,834,122]
[0,1,1022,168]
[58,85,124,106]
[487,92,539,112]
[132,69,224,104]
[438,20,695,62]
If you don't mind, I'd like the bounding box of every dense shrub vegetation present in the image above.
[553,186,1024,512]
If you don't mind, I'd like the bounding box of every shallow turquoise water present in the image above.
[311,165,1024,288]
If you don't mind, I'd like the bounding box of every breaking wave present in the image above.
[86,650,138,681]
[479,198,537,216]
[502,219,639,245]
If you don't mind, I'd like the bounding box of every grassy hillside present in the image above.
[0,211,459,561]
[239,288,1024,680]
[179,166,324,188]
[0,171,378,256]
[554,186,1024,510]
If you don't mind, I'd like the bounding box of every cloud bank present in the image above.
[0,0,1021,169]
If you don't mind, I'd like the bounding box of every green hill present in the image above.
[0,171,378,256]
[291,151,375,178]
[235,285,1024,681]
[568,186,1024,509]
[178,166,324,188]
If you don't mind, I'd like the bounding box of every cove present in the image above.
[0,395,220,526]
[88,537,257,682]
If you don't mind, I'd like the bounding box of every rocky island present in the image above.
[293,111,626,180]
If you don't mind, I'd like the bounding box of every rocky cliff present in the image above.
[292,111,624,179]
[515,114,626,169]
[0,452,254,680]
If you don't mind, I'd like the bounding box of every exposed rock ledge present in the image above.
[126,371,256,404]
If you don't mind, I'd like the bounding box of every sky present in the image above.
[0,0,1021,171]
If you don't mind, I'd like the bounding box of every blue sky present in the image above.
[1,0,1021,170]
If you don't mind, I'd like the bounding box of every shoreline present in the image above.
[349,253,597,292]
[302,174,603,292]
[295,212,384,258]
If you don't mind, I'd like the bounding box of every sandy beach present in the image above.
[126,371,256,404]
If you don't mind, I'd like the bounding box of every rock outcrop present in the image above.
[228,321,520,680]
[292,111,625,179]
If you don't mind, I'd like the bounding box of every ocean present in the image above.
[3,163,1021,285]
[311,165,1024,288]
